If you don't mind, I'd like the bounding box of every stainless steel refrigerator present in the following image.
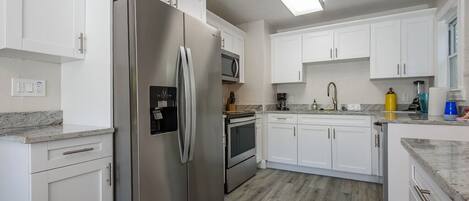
[113,0,224,201]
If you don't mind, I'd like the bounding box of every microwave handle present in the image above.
[234,59,240,78]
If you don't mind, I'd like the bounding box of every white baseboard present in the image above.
[266,161,383,184]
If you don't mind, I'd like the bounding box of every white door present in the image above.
[271,35,303,83]
[267,123,297,165]
[298,125,332,169]
[401,16,434,77]
[370,20,401,79]
[21,0,86,59]
[178,0,206,22]
[302,31,334,62]
[334,25,370,60]
[221,31,233,52]
[332,127,372,175]
[31,157,113,201]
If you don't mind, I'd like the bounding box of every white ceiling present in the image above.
[207,0,436,31]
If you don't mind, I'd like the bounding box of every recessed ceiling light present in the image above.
[281,0,325,16]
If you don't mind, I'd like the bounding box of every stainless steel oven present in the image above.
[221,50,240,83]
[224,112,257,193]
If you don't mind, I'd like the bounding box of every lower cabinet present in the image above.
[266,114,375,179]
[267,123,297,165]
[332,127,372,175]
[298,125,332,169]
[31,157,113,201]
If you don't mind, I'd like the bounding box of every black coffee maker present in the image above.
[277,93,289,111]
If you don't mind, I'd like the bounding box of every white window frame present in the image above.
[435,0,466,99]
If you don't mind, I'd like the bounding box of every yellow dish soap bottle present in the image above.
[385,88,397,111]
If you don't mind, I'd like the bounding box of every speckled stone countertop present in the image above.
[0,124,115,144]
[401,138,469,201]
[262,110,469,126]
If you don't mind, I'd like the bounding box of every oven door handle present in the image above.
[227,119,256,128]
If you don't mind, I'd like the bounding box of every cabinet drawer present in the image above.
[30,134,113,173]
[298,115,371,127]
[267,114,297,124]
[410,159,452,201]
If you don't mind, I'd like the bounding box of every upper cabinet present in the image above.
[272,34,303,83]
[302,25,370,63]
[370,15,434,79]
[271,8,436,83]
[0,0,86,63]
[161,0,206,22]
[207,10,246,83]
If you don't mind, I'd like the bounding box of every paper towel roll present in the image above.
[428,87,449,116]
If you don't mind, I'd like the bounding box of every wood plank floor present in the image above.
[225,169,383,201]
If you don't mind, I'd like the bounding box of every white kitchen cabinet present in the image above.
[332,127,372,175]
[271,34,303,83]
[0,0,86,62]
[31,157,113,201]
[401,16,434,77]
[297,125,332,169]
[0,134,114,201]
[334,25,370,60]
[302,25,370,63]
[302,31,334,63]
[162,0,206,22]
[370,20,401,79]
[221,31,234,52]
[267,123,297,165]
[370,16,434,79]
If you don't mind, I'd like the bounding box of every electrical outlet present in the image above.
[11,78,46,97]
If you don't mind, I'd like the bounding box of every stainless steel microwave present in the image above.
[221,50,240,82]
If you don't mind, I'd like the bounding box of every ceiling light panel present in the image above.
[281,0,324,16]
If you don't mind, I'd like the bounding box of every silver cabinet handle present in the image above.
[293,126,296,137]
[298,71,301,81]
[62,147,94,155]
[375,134,381,147]
[222,38,225,48]
[414,185,430,201]
[185,48,197,162]
[333,128,336,139]
[330,48,333,59]
[78,33,85,54]
[106,163,112,186]
[397,64,400,75]
[403,64,406,75]
[276,117,287,120]
[335,48,338,58]
[328,128,331,139]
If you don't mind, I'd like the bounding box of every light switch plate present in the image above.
[11,78,46,97]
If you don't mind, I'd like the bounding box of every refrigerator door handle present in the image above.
[186,48,197,161]
[176,46,191,164]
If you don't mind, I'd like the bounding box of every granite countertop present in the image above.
[0,124,115,144]
[262,109,469,126]
[401,138,469,201]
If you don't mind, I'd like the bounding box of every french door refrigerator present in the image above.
[113,0,224,201]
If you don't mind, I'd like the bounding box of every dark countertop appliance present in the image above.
[277,93,289,111]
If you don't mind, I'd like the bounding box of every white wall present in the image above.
[223,20,276,105]
[61,0,112,127]
[0,57,61,112]
[277,60,431,105]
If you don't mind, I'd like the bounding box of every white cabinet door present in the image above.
[334,25,370,60]
[302,31,334,63]
[401,16,434,77]
[298,125,332,169]
[267,124,297,165]
[221,31,234,52]
[31,157,112,201]
[370,20,401,79]
[271,35,303,83]
[20,0,86,59]
[332,127,372,175]
[178,0,206,22]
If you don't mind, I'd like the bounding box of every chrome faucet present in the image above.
[327,82,338,111]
